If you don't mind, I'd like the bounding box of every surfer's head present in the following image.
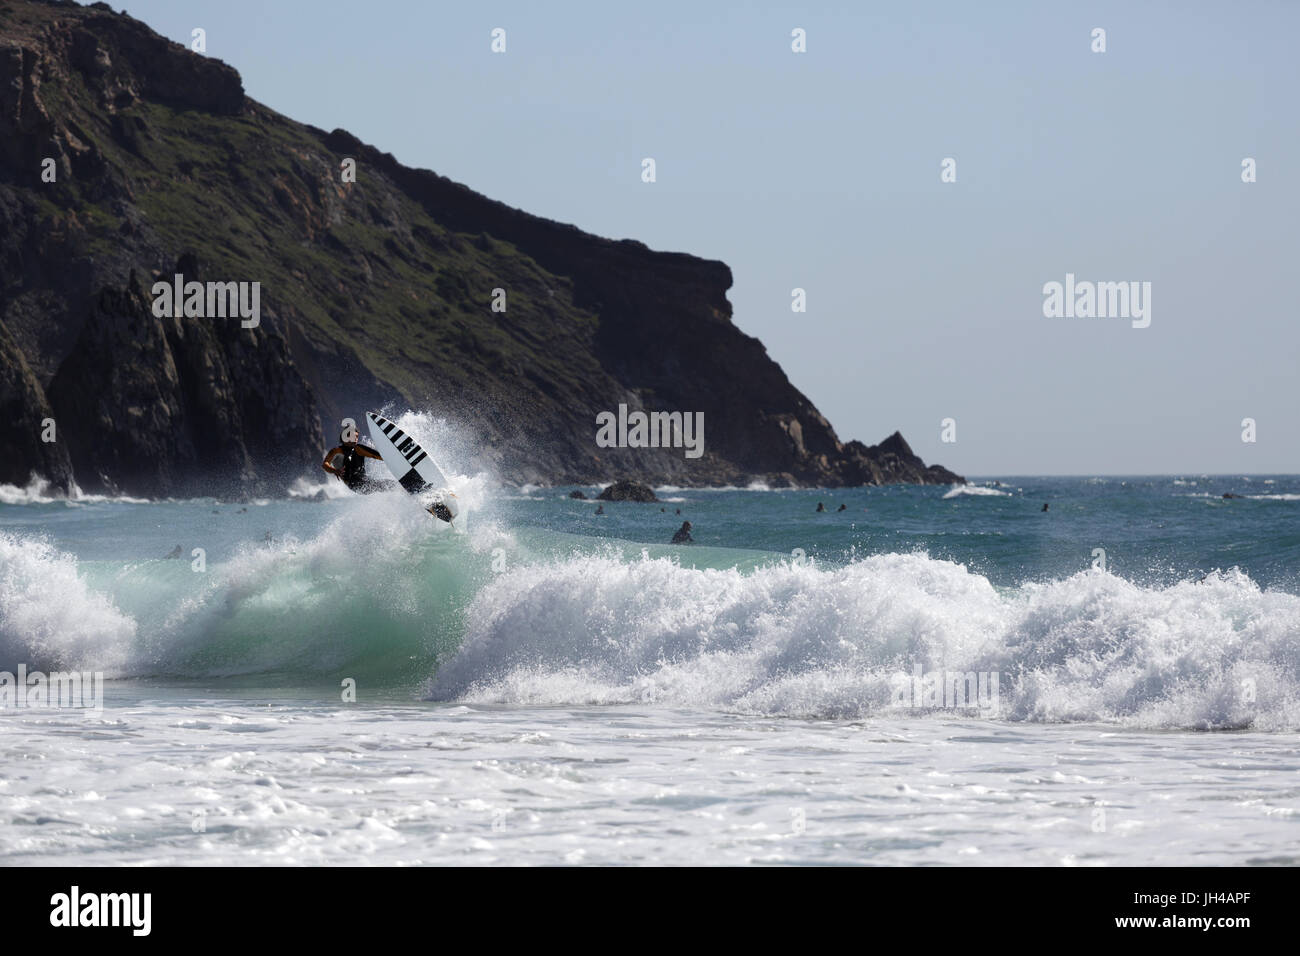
[340,418,358,444]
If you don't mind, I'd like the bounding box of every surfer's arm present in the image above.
[356,444,383,460]
[321,446,344,475]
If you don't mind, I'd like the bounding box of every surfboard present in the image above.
[365,411,459,522]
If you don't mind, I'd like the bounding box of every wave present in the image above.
[0,488,502,682]
[426,553,1300,730]
[653,482,777,493]
[943,484,1011,498]
[0,476,151,506]
[0,533,136,673]
[1178,492,1300,501]
[286,476,352,500]
[0,405,494,679]
[4,507,1299,729]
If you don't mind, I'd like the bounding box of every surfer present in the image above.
[321,418,384,492]
[671,521,693,544]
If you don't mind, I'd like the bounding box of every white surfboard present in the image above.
[365,411,460,522]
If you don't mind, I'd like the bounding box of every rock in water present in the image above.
[597,480,658,502]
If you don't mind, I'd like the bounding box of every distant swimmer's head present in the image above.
[681,521,692,530]
[340,418,358,444]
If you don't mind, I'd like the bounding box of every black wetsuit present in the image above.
[671,526,693,544]
[338,443,379,492]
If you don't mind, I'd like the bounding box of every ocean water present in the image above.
[2,455,1299,865]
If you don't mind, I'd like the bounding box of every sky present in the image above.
[116,0,1300,475]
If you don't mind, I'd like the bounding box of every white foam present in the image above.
[286,476,351,500]
[0,533,135,673]
[0,477,60,505]
[943,484,1011,499]
[0,477,150,506]
[427,552,1300,730]
[651,482,777,493]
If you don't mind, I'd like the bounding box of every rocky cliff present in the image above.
[0,0,962,496]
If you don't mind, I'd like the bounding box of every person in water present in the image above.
[322,418,384,492]
[671,521,693,544]
[816,502,826,513]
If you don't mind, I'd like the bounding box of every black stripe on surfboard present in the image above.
[399,469,430,494]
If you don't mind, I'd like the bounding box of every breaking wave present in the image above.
[3,503,1297,730]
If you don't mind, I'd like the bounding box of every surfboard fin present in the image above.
[425,489,458,523]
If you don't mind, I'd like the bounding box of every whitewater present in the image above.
[1,460,1298,865]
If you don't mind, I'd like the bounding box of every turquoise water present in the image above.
[1,473,1296,719]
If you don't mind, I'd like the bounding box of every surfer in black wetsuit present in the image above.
[671,521,693,544]
[322,418,384,492]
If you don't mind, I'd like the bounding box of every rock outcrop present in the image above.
[597,480,659,503]
[0,0,962,495]
[0,315,74,489]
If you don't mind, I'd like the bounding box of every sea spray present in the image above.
[0,533,135,674]
[427,552,1300,730]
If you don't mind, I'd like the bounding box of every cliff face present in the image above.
[0,0,962,496]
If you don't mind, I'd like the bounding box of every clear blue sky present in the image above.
[118,0,1300,475]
